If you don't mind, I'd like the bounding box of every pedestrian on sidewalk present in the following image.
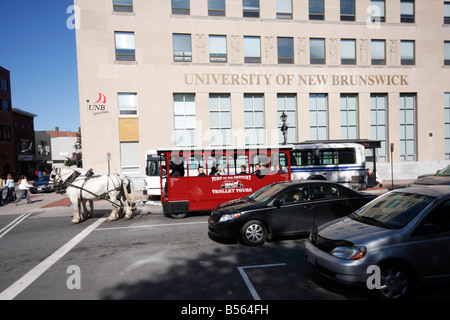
[5,174,15,202]
[14,175,32,205]
[0,176,4,206]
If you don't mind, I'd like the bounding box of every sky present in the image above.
[0,0,80,132]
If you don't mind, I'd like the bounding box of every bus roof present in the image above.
[156,145,294,153]
[292,142,364,150]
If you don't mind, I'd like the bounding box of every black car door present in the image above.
[310,183,357,227]
[270,185,314,236]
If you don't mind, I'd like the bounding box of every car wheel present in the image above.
[240,220,267,246]
[377,262,412,300]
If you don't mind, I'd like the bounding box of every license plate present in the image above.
[306,251,316,266]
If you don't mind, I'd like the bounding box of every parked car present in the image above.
[305,185,450,299]
[410,164,450,186]
[208,181,376,246]
[29,175,54,193]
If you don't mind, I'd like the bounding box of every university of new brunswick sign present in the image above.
[88,93,109,116]
[184,73,409,87]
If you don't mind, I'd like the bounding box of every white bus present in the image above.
[290,143,367,190]
[143,150,163,197]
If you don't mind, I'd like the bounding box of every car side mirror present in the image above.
[273,199,284,208]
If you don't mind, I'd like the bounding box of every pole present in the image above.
[390,143,394,189]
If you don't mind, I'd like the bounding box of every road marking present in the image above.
[0,217,107,300]
[95,221,207,231]
[0,212,33,240]
[237,263,287,300]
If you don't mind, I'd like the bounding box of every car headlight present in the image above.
[219,213,241,222]
[331,246,367,260]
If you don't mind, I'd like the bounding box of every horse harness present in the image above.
[55,169,128,208]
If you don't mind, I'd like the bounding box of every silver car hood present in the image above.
[317,216,397,246]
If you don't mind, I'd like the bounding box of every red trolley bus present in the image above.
[158,146,292,218]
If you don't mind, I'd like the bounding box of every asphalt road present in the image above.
[0,192,449,305]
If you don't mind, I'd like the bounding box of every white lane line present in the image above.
[0,212,33,240]
[0,217,107,300]
[237,263,287,300]
[95,221,207,231]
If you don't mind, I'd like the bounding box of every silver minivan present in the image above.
[305,185,450,299]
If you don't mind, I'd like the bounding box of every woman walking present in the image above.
[14,175,32,205]
[5,174,15,202]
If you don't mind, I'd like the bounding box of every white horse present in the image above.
[50,167,136,224]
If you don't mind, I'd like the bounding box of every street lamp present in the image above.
[280,112,288,145]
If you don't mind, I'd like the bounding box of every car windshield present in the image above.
[37,176,50,182]
[248,183,286,202]
[436,165,450,176]
[351,191,436,229]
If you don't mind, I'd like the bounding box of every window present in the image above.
[120,142,140,173]
[118,93,138,116]
[4,125,11,141]
[115,32,135,61]
[310,93,328,140]
[277,94,297,144]
[244,36,261,63]
[210,94,231,146]
[370,0,385,22]
[370,94,388,162]
[277,0,292,19]
[172,0,190,14]
[444,93,450,159]
[173,34,192,62]
[445,41,450,65]
[313,185,339,199]
[1,99,9,112]
[208,0,225,16]
[277,37,294,64]
[401,40,415,65]
[318,148,356,165]
[371,39,386,65]
[0,78,8,91]
[341,39,356,65]
[340,94,358,139]
[309,0,324,20]
[400,0,414,23]
[340,0,355,21]
[113,0,133,12]
[310,38,325,64]
[244,94,265,145]
[174,93,196,147]
[445,2,450,24]
[209,35,227,62]
[416,200,450,235]
[399,93,416,161]
[243,0,260,17]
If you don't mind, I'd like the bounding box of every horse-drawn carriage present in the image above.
[50,167,136,224]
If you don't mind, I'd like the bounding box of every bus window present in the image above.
[318,148,356,165]
[208,153,227,175]
[169,154,186,177]
[229,153,249,175]
[291,150,315,166]
[319,149,338,165]
[338,148,356,164]
[146,158,159,176]
[271,152,288,173]
[250,152,269,173]
[188,154,206,176]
